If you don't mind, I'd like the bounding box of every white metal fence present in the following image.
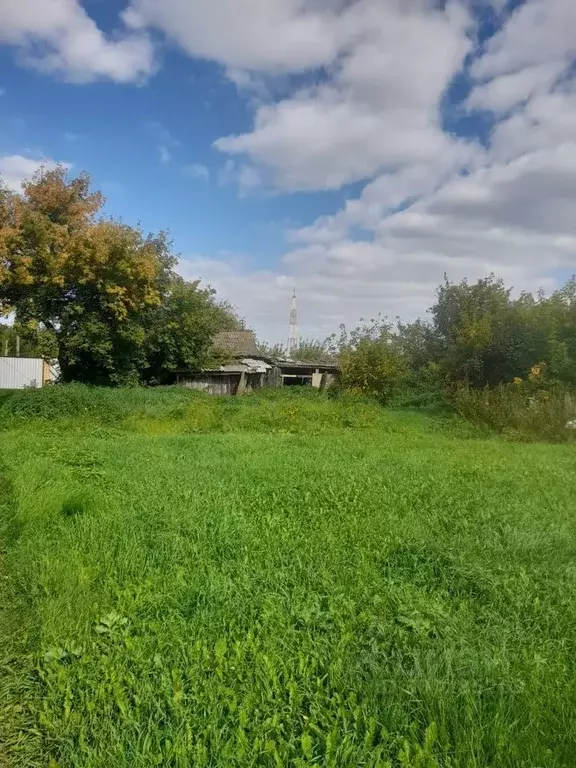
[0,357,45,389]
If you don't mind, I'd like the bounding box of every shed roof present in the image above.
[213,358,272,374]
[279,360,339,371]
[188,358,272,375]
[213,330,264,358]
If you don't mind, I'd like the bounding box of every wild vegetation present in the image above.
[2,167,575,438]
[1,166,576,766]
[333,275,576,439]
[1,387,576,767]
[258,338,335,363]
[0,168,237,384]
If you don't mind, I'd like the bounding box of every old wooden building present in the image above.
[177,331,339,395]
[177,331,272,395]
[273,357,339,388]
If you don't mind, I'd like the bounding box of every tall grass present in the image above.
[0,384,420,436]
[451,382,576,442]
[1,383,198,425]
[0,387,576,766]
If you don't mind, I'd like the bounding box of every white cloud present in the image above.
[225,68,270,102]
[170,1,576,341]
[424,144,576,236]
[0,154,67,192]
[0,0,154,82]
[121,1,475,192]
[158,145,171,164]
[184,163,210,181]
[1,0,572,342]
[215,0,473,190]
[215,92,468,192]
[467,62,564,113]
[179,141,574,341]
[467,0,576,165]
[177,142,576,341]
[472,0,576,79]
[490,88,576,162]
[124,0,340,73]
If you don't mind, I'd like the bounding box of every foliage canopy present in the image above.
[0,167,237,384]
[332,274,576,405]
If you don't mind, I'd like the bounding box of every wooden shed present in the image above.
[177,331,340,395]
[177,331,273,395]
[275,359,339,388]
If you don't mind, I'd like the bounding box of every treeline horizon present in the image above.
[1,167,575,396]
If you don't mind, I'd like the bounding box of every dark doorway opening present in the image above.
[283,376,312,387]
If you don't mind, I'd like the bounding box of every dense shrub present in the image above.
[331,275,576,440]
[332,318,409,404]
[0,383,396,436]
[451,382,576,442]
[0,384,199,425]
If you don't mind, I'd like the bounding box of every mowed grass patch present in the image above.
[0,388,575,766]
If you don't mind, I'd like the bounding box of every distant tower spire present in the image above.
[287,289,300,358]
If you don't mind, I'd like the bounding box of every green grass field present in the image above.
[1,387,575,767]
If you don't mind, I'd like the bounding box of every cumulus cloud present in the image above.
[0,154,67,192]
[179,144,574,342]
[215,0,473,190]
[471,0,576,80]
[423,144,576,237]
[466,63,564,113]
[124,0,340,73]
[184,163,210,181]
[490,88,576,162]
[0,0,154,82]
[121,0,475,191]
[171,0,576,341]
[1,0,573,341]
[215,92,467,192]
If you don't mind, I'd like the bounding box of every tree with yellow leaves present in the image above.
[0,167,236,384]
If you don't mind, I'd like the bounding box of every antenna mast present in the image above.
[287,289,300,358]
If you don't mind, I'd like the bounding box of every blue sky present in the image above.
[0,0,575,342]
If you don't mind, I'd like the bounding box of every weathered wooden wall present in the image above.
[178,367,337,395]
[180,375,236,395]
[179,372,267,395]
[266,367,283,388]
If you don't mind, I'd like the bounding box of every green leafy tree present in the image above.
[0,167,173,383]
[0,166,234,384]
[332,317,409,403]
[258,338,334,362]
[0,320,57,358]
[532,278,576,386]
[142,277,239,384]
[431,275,515,386]
[430,274,576,389]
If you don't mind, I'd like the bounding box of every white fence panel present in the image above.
[0,358,44,389]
